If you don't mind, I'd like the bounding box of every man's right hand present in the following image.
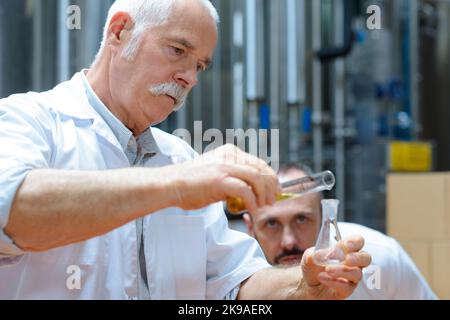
[166,144,282,212]
[6,144,279,252]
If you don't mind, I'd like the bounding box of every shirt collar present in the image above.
[136,128,159,156]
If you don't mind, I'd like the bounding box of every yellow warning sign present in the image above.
[389,141,433,172]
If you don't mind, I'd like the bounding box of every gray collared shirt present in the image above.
[81,70,152,300]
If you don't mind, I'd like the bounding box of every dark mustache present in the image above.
[274,247,305,265]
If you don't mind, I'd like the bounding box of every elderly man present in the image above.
[0,0,370,299]
[243,164,437,300]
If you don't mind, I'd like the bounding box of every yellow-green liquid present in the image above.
[226,193,298,215]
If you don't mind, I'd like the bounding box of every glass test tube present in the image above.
[226,170,336,215]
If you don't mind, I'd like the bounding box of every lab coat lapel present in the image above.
[43,72,128,158]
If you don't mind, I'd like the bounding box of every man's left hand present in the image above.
[299,235,372,300]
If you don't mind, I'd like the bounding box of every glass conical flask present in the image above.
[313,199,345,267]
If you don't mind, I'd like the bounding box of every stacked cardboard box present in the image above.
[387,173,450,299]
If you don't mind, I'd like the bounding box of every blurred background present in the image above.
[1,0,450,296]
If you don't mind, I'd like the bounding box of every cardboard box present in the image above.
[387,173,450,240]
[398,239,450,299]
[399,240,432,284]
[431,241,450,300]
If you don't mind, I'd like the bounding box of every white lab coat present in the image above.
[0,72,270,300]
[340,223,438,300]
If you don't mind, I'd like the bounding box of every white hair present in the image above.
[93,0,219,65]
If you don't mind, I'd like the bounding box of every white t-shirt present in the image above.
[340,223,437,300]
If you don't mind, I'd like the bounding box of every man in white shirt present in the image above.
[0,0,371,299]
[243,164,437,300]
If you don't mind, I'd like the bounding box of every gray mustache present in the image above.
[149,82,189,111]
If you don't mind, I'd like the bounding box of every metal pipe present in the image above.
[247,101,259,130]
[287,0,299,105]
[269,0,281,130]
[333,0,346,218]
[286,0,306,162]
[288,105,300,163]
[176,100,188,130]
[245,0,265,129]
[32,0,43,91]
[81,0,104,68]
[192,81,202,124]
[245,0,265,101]
[287,0,306,105]
[312,0,323,172]
[58,0,71,82]
[233,62,245,129]
[212,0,223,130]
[0,3,5,96]
[233,4,244,130]
[409,0,421,138]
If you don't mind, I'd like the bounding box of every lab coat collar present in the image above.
[44,71,173,159]
[46,72,98,121]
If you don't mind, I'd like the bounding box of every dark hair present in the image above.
[278,163,324,200]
